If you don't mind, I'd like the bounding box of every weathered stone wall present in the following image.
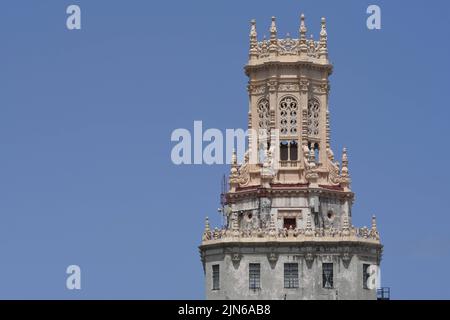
[203,244,379,300]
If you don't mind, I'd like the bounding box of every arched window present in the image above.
[280,141,289,161]
[257,98,270,130]
[279,96,298,135]
[307,98,320,136]
[289,141,298,161]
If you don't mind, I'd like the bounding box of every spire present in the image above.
[249,19,258,60]
[269,16,278,55]
[299,13,308,54]
[319,17,328,60]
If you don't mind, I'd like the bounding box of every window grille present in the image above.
[322,263,333,289]
[284,263,299,288]
[249,263,261,290]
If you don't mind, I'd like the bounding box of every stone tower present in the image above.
[199,15,382,300]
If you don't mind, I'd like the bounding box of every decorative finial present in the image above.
[249,19,258,59]
[309,34,315,52]
[370,215,380,240]
[339,147,351,190]
[299,13,308,54]
[269,16,278,55]
[341,147,349,177]
[231,148,237,165]
[319,17,328,59]
[202,216,211,241]
[261,34,268,51]
[300,14,307,31]
[250,19,257,34]
[371,215,378,231]
[204,216,211,232]
[270,16,277,36]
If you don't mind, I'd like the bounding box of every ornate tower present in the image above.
[199,15,382,300]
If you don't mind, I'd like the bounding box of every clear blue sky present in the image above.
[0,0,449,299]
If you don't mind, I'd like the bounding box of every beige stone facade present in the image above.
[199,15,382,300]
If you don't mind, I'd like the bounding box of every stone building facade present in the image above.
[199,15,382,300]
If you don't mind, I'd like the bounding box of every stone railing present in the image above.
[256,37,320,59]
[201,226,380,244]
[279,160,300,168]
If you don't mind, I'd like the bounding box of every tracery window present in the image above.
[257,98,270,130]
[307,98,320,136]
[279,96,298,135]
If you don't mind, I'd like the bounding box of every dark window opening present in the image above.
[283,218,296,229]
[212,264,220,290]
[249,263,261,290]
[280,141,289,161]
[322,263,333,289]
[290,141,298,161]
[284,263,299,288]
[314,143,319,163]
[363,264,370,289]
[327,211,333,219]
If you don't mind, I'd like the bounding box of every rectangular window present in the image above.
[363,264,370,289]
[322,263,333,289]
[212,264,220,290]
[249,263,261,290]
[283,218,296,230]
[284,263,299,288]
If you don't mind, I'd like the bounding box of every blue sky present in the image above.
[0,0,449,299]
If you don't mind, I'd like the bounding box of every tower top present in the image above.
[247,14,330,68]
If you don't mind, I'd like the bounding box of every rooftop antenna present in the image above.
[218,174,228,227]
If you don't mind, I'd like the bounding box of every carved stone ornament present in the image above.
[278,83,300,92]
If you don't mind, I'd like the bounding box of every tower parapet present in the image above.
[247,15,329,66]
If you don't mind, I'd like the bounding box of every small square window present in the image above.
[283,218,296,229]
